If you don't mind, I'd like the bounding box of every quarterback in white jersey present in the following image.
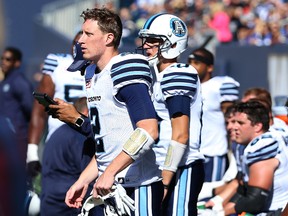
[64,8,163,216]
[189,48,240,183]
[139,13,205,216]
[85,53,161,187]
[151,63,205,167]
[26,31,86,179]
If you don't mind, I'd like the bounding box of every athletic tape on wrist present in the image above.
[122,128,155,161]
[163,140,187,172]
[26,143,39,163]
[198,181,225,201]
[210,195,224,205]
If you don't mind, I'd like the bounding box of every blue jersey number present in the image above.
[64,85,84,102]
[90,107,105,153]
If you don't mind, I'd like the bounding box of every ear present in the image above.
[14,60,21,68]
[207,64,214,74]
[254,122,263,133]
[105,33,114,46]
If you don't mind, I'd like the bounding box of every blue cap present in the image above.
[67,42,89,72]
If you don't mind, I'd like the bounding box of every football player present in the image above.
[26,31,86,179]
[138,13,205,215]
[59,7,163,215]
[188,48,240,183]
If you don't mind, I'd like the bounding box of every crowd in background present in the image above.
[113,0,288,50]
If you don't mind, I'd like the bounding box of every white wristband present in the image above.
[163,140,187,172]
[198,181,225,201]
[210,195,224,205]
[26,143,39,163]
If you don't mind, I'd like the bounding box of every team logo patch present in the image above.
[3,84,10,92]
[170,18,186,37]
[85,79,91,88]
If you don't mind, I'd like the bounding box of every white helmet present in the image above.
[25,190,41,216]
[138,13,188,65]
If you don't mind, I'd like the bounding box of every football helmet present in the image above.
[25,190,41,216]
[138,13,188,66]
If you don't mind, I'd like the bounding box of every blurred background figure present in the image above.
[188,47,240,185]
[0,46,33,163]
[0,116,26,216]
[41,97,96,215]
[26,31,86,183]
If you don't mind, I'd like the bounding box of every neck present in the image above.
[96,49,118,71]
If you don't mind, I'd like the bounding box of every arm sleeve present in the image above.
[68,116,94,139]
[116,83,156,124]
[166,95,191,118]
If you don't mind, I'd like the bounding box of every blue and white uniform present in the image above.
[240,131,288,212]
[151,63,205,216]
[42,53,86,140]
[200,76,239,182]
[84,53,162,216]
[270,117,288,146]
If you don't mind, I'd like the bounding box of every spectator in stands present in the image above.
[204,2,233,44]
[0,46,33,163]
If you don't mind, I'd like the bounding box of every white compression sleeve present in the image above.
[122,128,155,161]
[163,140,187,172]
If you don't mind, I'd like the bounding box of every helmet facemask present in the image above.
[137,32,168,66]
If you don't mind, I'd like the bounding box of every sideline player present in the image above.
[59,7,163,215]
[26,31,86,179]
[138,13,205,215]
[188,48,240,183]
[224,101,288,215]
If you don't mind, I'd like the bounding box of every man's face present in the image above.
[189,59,211,82]
[233,112,255,145]
[1,51,17,74]
[226,113,237,142]
[142,37,162,60]
[78,19,109,62]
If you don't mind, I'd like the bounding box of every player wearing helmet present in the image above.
[138,13,205,216]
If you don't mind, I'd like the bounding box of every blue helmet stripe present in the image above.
[143,13,166,29]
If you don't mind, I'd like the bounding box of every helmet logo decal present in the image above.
[171,18,186,37]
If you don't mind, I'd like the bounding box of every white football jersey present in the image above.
[42,53,86,140]
[200,76,239,156]
[241,131,288,211]
[84,53,161,187]
[152,63,205,168]
[270,117,288,146]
